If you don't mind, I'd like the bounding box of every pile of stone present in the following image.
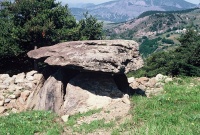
[128,74,173,97]
[0,71,43,115]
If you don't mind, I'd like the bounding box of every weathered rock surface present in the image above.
[27,40,143,73]
[26,69,65,114]
[27,70,126,115]
[129,74,173,97]
[62,72,124,115]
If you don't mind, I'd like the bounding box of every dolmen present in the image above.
[26,40,143,115]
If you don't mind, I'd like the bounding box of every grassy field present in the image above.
[0,77,199,135]
[112,77,200,135]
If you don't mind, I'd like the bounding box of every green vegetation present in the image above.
[132,29,200,77]
[0,0,103,74]
[112,77,200,135]
[162,38,174,44]
[66,109,102,127]
[66,109,115,134]
[137,8,199,19]
[0,111,62,135]
[139,37,161,57]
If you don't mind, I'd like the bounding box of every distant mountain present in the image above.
[70,0,196,22]
[68,3,95,8]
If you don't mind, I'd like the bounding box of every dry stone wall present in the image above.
[128,74,173,97]
[0,71,43,116]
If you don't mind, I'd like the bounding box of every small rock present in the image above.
[122,94,130,105]
[130,81,139,89]
[0,107,6,114]
[146,78,157,88]
[15,86,23,91]
[138,84,146,91]
[0,84,8,89]
[155,82,164,88]
[24,82,34,89]
[5,98,11,103]
[26,76,34,81]
[3,77,15,86]
[15,72,25,83]
[7,85,17,93]
[20,90,31,101]
[0,74,10,80]
[0,95,5,101]
[13,90,21,98]
[0,101,4,106]
[128,77,135,84]
[11,108,18,113]
[17,97,26,105]
[26,70,38,77]
[8,94,17,99]
[165,78,173,83]
[136,77,149,85]
[33,74,43,81]
[61,115,69,122]
[155,74,166,82]
[7,99,17,109]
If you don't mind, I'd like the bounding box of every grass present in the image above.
[66,108,102,127]
[0,77,199,135]
[72,119,115,133]
[0,111,63,135]
[112,77,200,135]
[66,108,115,134]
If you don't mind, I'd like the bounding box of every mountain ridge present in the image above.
[70,0,196,22]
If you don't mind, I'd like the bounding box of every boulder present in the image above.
[0,84,7,90]
[128,77,135,84]
[26,69,125,115]
[0,107,6,114]
[155,74,166,82]
[26,69,67,114]
[20,90,31,101]
[15,72,25,83]
[0,74,10,80]
[62,72,124,115]
[165,77,173,83]
[0,101,4,106]
[27,40,143,73]
[3,77,15,86]
[26,70,38,77]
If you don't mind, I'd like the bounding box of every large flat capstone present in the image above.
[27,40,143,73]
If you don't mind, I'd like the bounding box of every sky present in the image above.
[58,0,200,4]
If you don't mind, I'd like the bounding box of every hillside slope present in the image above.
[106,8,200,39]
[105,8,200,56]
[70,0,196,22]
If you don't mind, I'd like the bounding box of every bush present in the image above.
[162,38,174,44]
[135,29,200,77]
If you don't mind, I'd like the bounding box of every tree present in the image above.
[11,0,78,50]
[0,1,22,58]
[78,12,103,40]
[131,29,200,77]
[0,0,104,74]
